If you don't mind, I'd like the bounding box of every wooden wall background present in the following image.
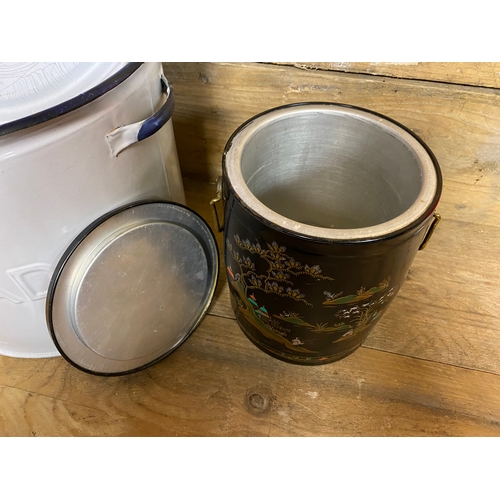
[1,62,500,436]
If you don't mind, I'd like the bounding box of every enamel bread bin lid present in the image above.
[0,62,128,127]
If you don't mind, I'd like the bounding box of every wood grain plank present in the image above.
[364,218,500,371]
[0,315,499,436]
[164,62,500,231]
[0,385,168,436]
[183,177,229,317]
[277,62,500,89]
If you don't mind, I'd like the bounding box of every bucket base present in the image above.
[230,292,365,365]
[242,327,362,365]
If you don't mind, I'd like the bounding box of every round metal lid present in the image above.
[46,201,219,376]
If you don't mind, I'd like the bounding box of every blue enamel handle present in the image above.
[137,77,175,142]
[106,75,175,157]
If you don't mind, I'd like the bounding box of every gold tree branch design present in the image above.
[228,236,335,307]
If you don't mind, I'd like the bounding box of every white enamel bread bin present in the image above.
[0,62,187,360]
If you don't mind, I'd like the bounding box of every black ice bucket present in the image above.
[212,102,442,365]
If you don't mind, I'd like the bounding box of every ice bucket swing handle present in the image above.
[210,177,441,249]
[210,177,224,232]
[418,212,441,250]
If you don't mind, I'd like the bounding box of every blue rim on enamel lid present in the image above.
[0,62,141,135]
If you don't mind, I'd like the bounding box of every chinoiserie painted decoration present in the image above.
[226,233,396,363]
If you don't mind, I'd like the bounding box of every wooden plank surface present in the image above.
[0,385,168,437]
[1,313,500,436]
[164,62,500,198]
[277,62,500,88]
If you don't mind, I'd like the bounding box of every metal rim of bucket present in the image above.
[222,102,442,244]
